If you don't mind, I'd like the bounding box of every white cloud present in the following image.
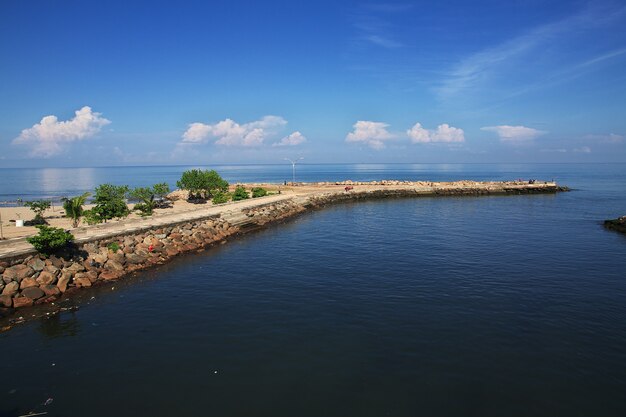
[573,146,591,153]
[584,133,624,143]
[407,122,465,143]
[345,121,393,149]
[13,106,110,157]
[273,131,307,147]
[481,125,546,143]
[181,116,288,147]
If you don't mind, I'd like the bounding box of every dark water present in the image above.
[1,164,626,416]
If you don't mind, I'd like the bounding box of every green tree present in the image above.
[153,182,171,207]
[176,169,228,200]
[92,184,130,222]
[232,185,250,201]
[62,192,91,228]
[129,187,156,216]
[24,200,51,225]
[26,225,74,256]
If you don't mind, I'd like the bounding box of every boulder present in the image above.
[36,271,57,286]
[13,297,34,308]
[2,281,19,296]
[56,272,72,293]
[66,262,85,274]
[22,286,45,300]
[105,260,124,271]
[91,253,108,264]
[100,271,122,281]
[48,255,64,268]
[107,251,125,264]
[41,285,61,297]
[74,276,92,287]
[44,265,60,276]
[27,258,45,271]
[3,264,35,282]
[19,277,38,289]
[165,247,179,257]
[125,253,146,264]
[0,294,12,308]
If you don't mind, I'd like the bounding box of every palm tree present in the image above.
[62,192,91,228]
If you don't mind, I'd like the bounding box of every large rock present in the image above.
[74,276,92,287]
[91,253,108,264]
[105,260,124,271]
[66,262,86,273]
[27,258,45,271]
[0,294,12,308]
[100,271,122,281]
[22,286,45,300]
[13,297,34,308]
[36,271,57,286]
[44,264,60,276]
[19,277,38,289]
[125,253,146,264]
[3,264,35,283]
[41,285,61,297]
[57,272,72,293]
[2,281,19,296]
[108,251,126,265]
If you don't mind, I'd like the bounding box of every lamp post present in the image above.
[284,157,304,184]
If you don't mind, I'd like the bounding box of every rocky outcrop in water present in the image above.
[604,216,626,234]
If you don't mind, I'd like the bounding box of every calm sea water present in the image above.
[1,164,625,416]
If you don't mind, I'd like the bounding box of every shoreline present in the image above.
[0,180,567,327]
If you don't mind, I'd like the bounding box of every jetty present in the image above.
[0,180,566,316]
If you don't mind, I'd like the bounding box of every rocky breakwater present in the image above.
[604,216,626,234]
[0,217,238,315]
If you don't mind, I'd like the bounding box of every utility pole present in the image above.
[284,157,304,184]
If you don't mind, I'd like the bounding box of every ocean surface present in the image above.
[1,164,625,417]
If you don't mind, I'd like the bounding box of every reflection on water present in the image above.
[39,168,96,199]
[37,313,81,339]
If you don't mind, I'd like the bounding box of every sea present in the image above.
[1,163,625,417]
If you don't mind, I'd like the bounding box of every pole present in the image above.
[292,163,296,183]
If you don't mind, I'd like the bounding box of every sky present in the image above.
[1,0,625,167]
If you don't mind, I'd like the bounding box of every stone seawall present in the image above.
[0,183,566,322]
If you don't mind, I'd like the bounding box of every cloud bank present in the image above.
[13,106,110,157]
[481,125,546,143]
[345,121,394,149]
[181,116,305,147]
[407,123,465,143]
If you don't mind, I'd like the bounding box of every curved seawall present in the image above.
[0,181,567,321]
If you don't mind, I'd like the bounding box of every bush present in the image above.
[232,185,249,201]
[82,209,102,225]
[26,225,74,256]
[62,192,90,228]
[24,200,51,225]
[92,184,130,222]
[176,169,228,200]
[251,187,268,198]
[107,242,120,252]
[153,182,171,207]
[129,183,172,215]
[212,191,230,204]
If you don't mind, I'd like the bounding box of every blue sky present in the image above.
[1,0,625,167]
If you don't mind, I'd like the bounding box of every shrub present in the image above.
[107,242,120,252]
[232,185,249,201]
[92,184,130,222]
[251,187,268,198]
[176,169,228,200]
[26,225,74,256]
[129,187,156,216]
[212,191,230,204]
[62,192,90,228]
[152,182,171,207]
[82,209,102,225]
[129,183,172,215]
[24,200,51,225]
